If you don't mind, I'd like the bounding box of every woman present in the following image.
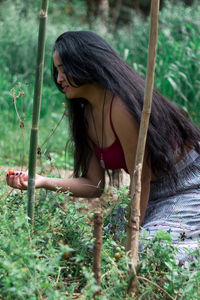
[6,31,200,260]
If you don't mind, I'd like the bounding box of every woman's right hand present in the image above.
[6,171,46,190]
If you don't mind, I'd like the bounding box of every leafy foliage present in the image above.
[0,182,199,299]
[1,1,200,167]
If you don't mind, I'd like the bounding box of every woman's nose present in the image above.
[57,71,63,84]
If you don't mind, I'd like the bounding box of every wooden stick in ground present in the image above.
[93,211,103,296]
[27,0,48,225]
[126,0,160,296]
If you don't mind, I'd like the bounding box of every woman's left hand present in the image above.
[6,170,48,191]
[6,171,29,190]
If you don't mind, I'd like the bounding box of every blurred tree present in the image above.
[0,0,196,25]
[182,0,195,5]
[86,0,109,25]
[65,0,74,15]
[111,0,122,27]
[109,0,164,27]
[84,0,196,28]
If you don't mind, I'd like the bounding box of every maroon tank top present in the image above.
[92,95,128,173]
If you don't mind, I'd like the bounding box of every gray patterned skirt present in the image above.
[142,148,200,261]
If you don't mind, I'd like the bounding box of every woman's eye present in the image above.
[56,66,64,73]
[58,69,65,75]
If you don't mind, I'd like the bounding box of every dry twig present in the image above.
[137,276,176,300]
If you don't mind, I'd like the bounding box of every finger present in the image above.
[6,171,16,187]
[20,172,28,181]
[14,171,28,190]
[6,173,9,184]
[19,174,28,190]
[14,172,25,189]
[20,172,28,180]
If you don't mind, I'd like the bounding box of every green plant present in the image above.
[0,181,200,299]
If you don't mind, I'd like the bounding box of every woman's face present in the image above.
[53,51,87,99]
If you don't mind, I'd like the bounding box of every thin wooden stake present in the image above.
[93,211,103,297]
[126,0,160,296]
[27,0,48,225]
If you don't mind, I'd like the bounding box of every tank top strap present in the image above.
[109,94,118,137]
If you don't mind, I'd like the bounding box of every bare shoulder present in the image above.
[111,95,130,114]
[111,95,151,181]
[110,95,139,174]
[111,95,139,136]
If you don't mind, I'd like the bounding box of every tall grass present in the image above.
[112,1,200,125]
[0,0,71,165]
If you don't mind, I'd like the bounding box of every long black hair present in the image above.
[52,30,200,179]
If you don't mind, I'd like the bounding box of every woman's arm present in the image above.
[6,151,105,198]
[111,96,151,223]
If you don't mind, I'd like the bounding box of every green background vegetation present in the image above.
[0,0,200,298]
[0,0,199,166]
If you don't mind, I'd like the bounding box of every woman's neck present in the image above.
[81,83,112,111]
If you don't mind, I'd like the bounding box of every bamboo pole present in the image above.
[27,0,48,225]
[126,0,160,296]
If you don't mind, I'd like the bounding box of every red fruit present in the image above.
[8,170,15,175]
